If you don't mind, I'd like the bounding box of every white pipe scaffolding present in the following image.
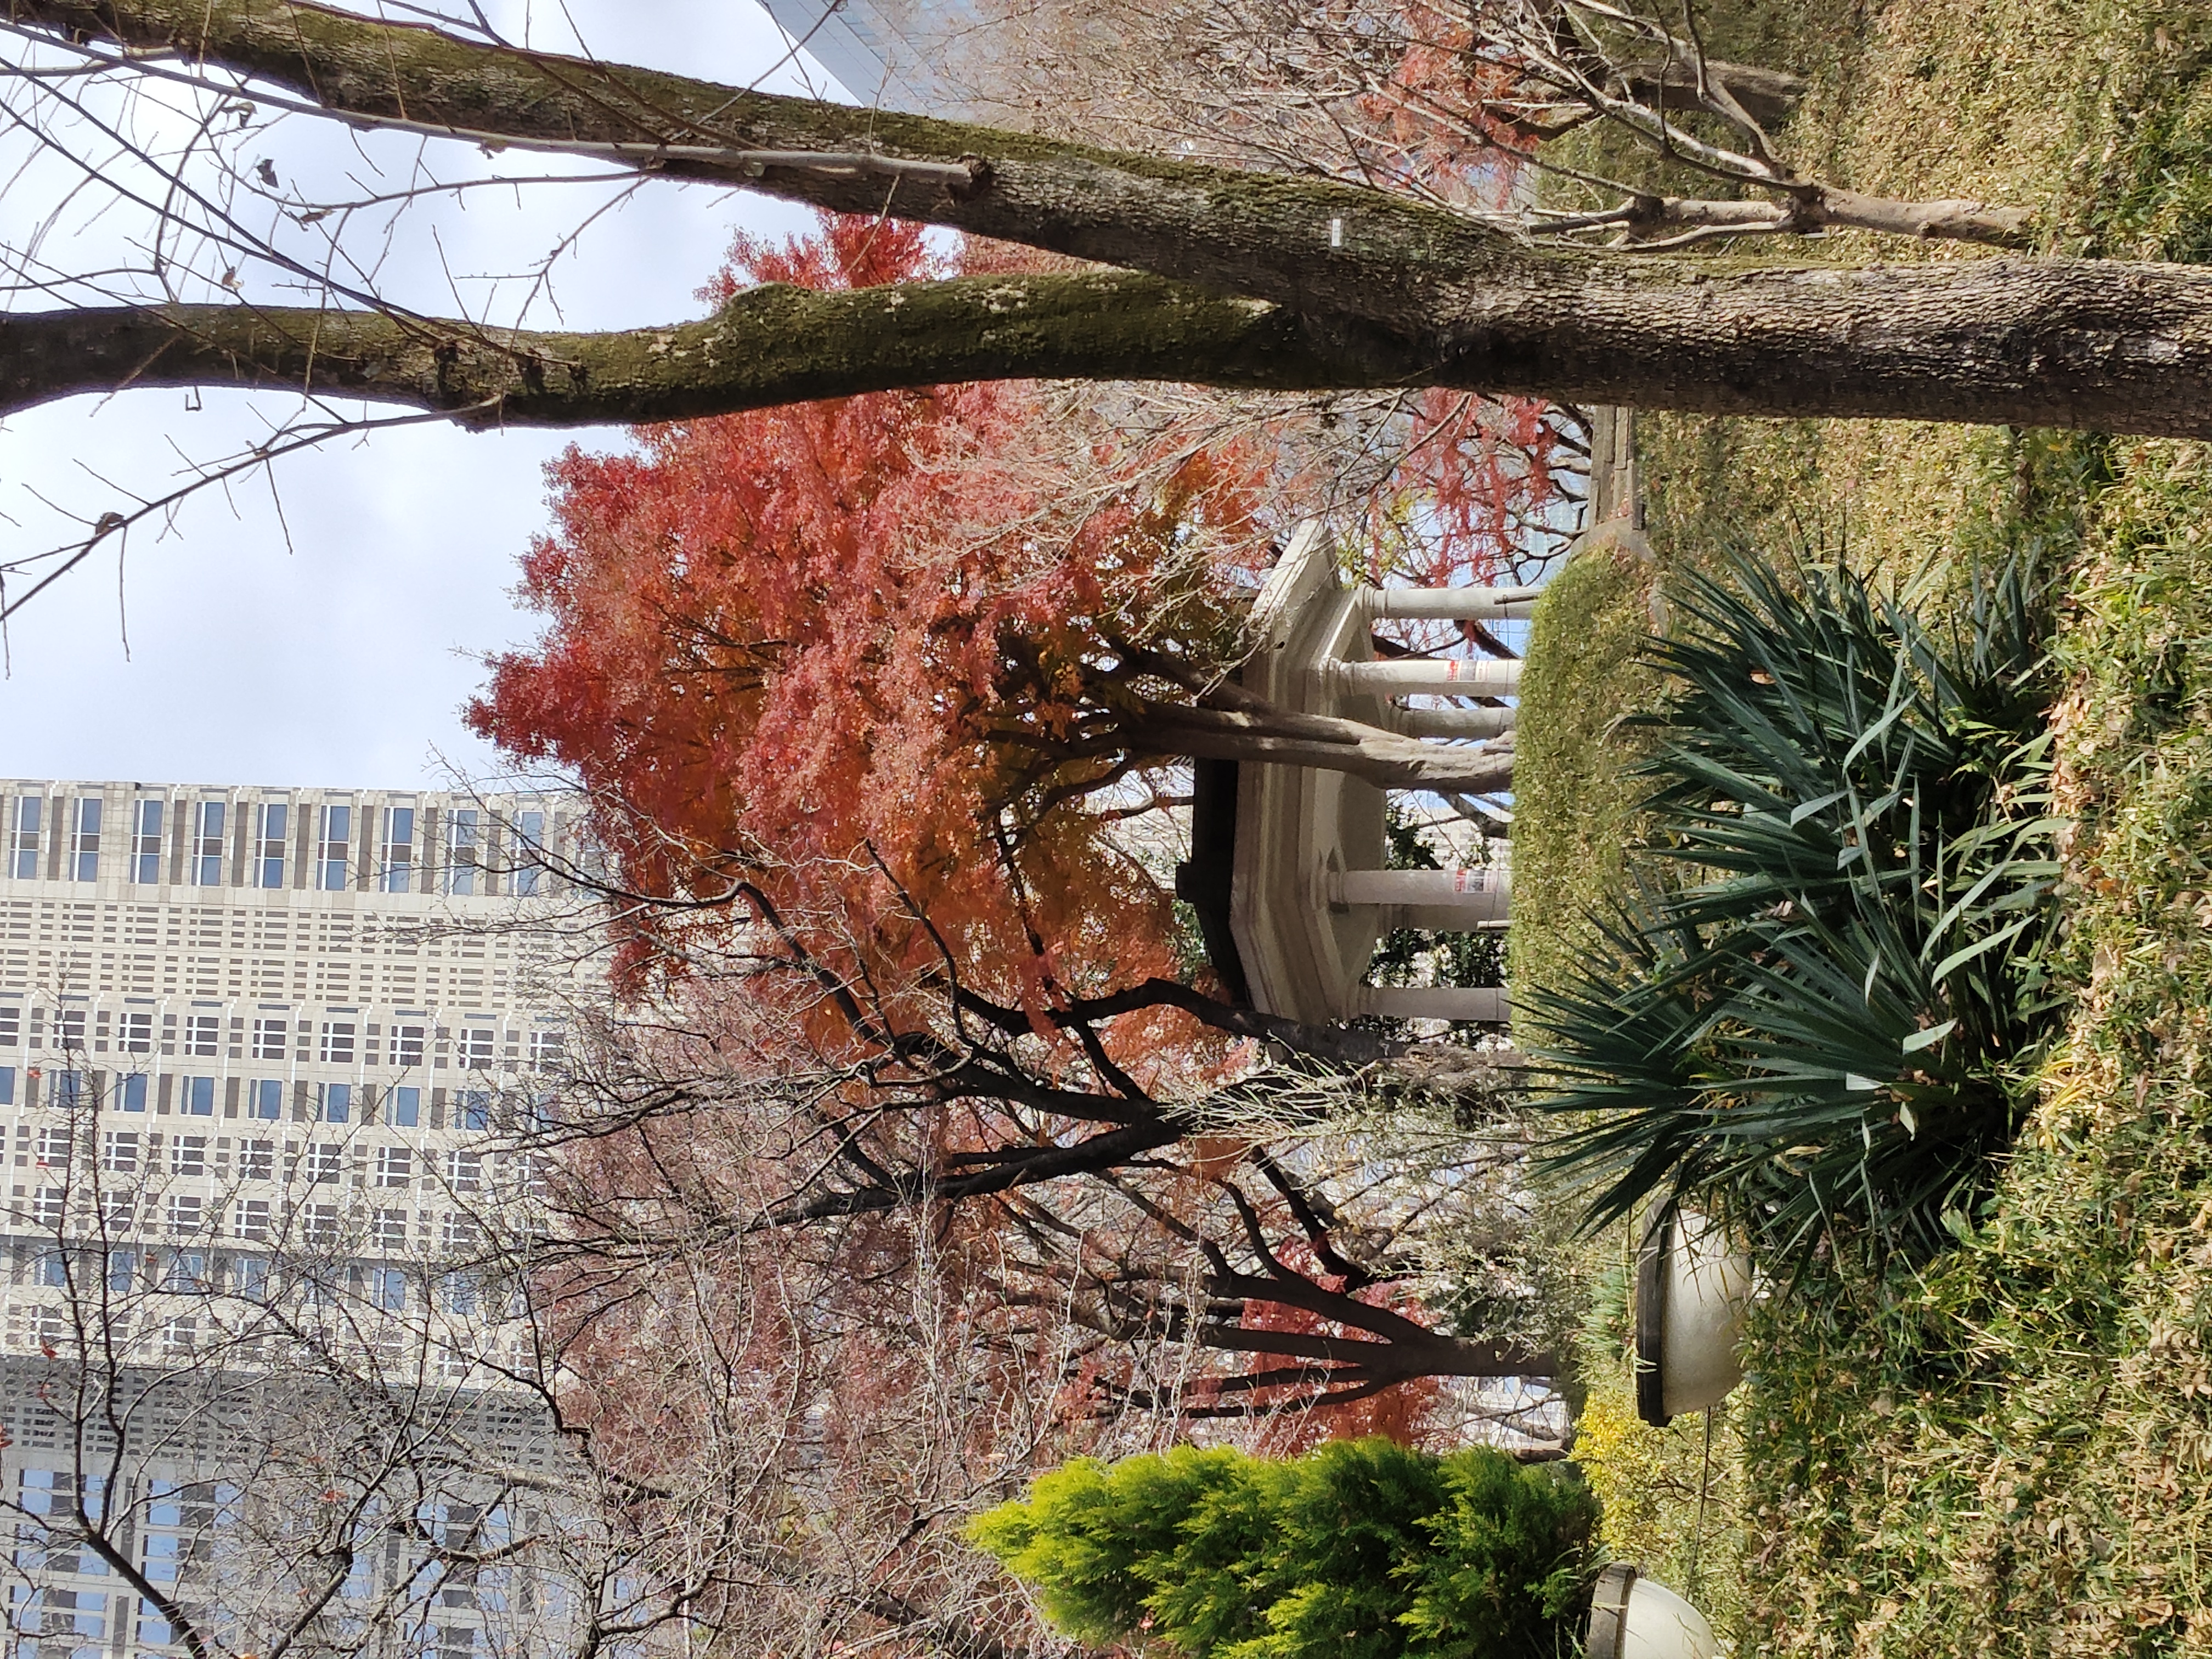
[1357,585,1543,620]
[1345,579,1539,619]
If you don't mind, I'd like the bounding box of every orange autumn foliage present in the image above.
[470,215,1262,1009]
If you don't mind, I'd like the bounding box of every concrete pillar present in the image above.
[1396,705,1515,740]
[1359,585,1542,621]
[1353,985,1511,1023]
[1327,658,1523,696]
[1330,866,1510,922]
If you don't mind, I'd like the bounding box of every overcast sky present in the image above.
[0,2,836,792]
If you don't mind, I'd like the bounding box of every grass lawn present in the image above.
[1508,1,2212,1650]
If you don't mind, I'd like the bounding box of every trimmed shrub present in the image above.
[968,1440,1599,1659]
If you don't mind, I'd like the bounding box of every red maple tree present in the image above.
[471,214,1267,1009]
[482,211,1567,1468]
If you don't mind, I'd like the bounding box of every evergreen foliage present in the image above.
[1529,551,2063,1268]
[967,1440,1598,1659]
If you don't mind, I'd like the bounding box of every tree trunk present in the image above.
[10,0,2212,437]
[1123,703,1515,795]
[1616,190,2033,246]
[0,285,1387,424]
[1198,1266,1558,1387]
[1615,58,1808,130]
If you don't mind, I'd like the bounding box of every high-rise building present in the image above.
[755,0,981,113]
[0,779,613,1659]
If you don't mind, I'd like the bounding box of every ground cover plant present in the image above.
[1733,442,2212,1655]
[1510,0,2212,1648]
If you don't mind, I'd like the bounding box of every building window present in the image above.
[51,1068,87,1108]
[179,1077,215,1117]
[307,1144,342,1184]
[100,1192,134,1232]
[36,1125,72,1168]
[445,809,479,895]
[529,1028,566,1073]
[33,1249,67,1289]
[369,1267,408,1312]
[320,1022,356,1064]
[315,803,352,890]
[454,1090,492,1133]
[166,1198,204,1239]
[190,800,225,885]
[161,1250,207,1292]
[119,1012,153,1054]
[101,1131,139,1173]
[251,1018,289,1060]
[249,1079,284,1121]
[0,1067,13,1106]
[303,1204,340,1246]
[69,797,101,882]
[239,1141,274,1182]
[106,1250,134,1294]
[0,1006,16,1046]
[512,809,546,895]
[32,1188,66,1228]
[512,1149,552,1199]
[394,1025,426,1069]
[183,1014,219,1057]
[457,1026,495,1071]
[446,1149,485,1193]
[234,1255,268,1298]
[120,1073,148,1113]
[233,1200,271,1242]
[253,802,288,888]
[171,1137,206,1177]
[380,806,415,892]
[321,1083,352,1125]
[8,796,40,879]
[439,1271,479,1313]
[388,1085,421,1128]
[372,1208,409,1250]
[131,799,163,884]
[55,1009,87,1052]
[375,1147,414,1188]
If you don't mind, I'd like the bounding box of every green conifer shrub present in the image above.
[967,1440,1599,1659]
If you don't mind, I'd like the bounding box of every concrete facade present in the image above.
[0,780,602,1659]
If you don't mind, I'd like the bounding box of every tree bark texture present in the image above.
[1124,703,1516,795]
[8,0,2212,437]
[1615,58,1808,130]
[0,284,1386,425]
[1616,190,2033,245]
[1199,1268,1554,1383]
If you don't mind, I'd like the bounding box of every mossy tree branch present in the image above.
[4,0,2212,435]
[0,276,1414,422]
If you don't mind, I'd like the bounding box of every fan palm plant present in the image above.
[1530,552,2063,1268]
